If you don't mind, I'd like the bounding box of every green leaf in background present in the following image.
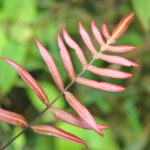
[85,130,121,150]
[1,0,37,23]
[11,127,26,150]
[1,0,20,21]
[0,40,27,94]
[10,24,33,43]
[85,117,120,150]
[30,135,54,150]
[132,0,150,31]
[55,122,85,150]
[0,27,7,55]
[55,118,120,150]
[17,0,37,24]
[123,95,142,138]
[0,122,14,150]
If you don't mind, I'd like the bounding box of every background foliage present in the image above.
[0,0,150,150]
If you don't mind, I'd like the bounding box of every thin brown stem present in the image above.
[0,47,105,150]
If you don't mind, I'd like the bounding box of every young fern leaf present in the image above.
[87,65,132,79]
[64,91,104,136]
[101,24,114,43]
[31,125,87,146]
[35,40,64,91]
[0,57,49,105]
[0,108,87,146]
[50,107,108,130]
[0,108,28,127]
[0,12,138,147]
[105,45,136,53]
[62,28,88,67]
[62,28,132,79]
[110,12,135,43]
[97,53,139,67]
[76,77,125,92]
[91,21,105,47]
[57,34,76,81]
[78,22,98,56]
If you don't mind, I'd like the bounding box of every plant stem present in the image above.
[0,46,105,150]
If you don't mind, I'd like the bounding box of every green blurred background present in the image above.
[0,0,150,150]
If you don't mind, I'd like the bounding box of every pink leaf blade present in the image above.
[62,28,88,67]
[131,62,139,67]
[87,65,132,79]
[91,21,105,46]
[64,91,104,136]
[78,22,98,56]
[32,125,88,147]
[57,34,76,80]
[50,107,108,130]
[0,57,49,105]
[101,24,111,41]
[76,77,125,92]
[35,40,64,91]
[0,108,28,127]
[106,45,136,53]
[98,53,139,67]
[109,13,135,43]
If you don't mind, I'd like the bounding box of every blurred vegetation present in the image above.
[0,0,150,150]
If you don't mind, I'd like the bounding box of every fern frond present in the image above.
[0,12,139,147]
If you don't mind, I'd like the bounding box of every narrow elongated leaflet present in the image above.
[79,22,97,56]
[91,21,105,46]
[0,57,49,105]
[62,28,88,67]
[76,77,125,92]
[105,45,136,53]
[50,107,108,130]
[101,24,111,42]
[109,13,135,43]
[35,40,64,91]
[32,125,87,146]
[97,53,139,67]
[0,108,28,127]
[87,65,132,79]
[64,91,104,136]
[57,34,76,80]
